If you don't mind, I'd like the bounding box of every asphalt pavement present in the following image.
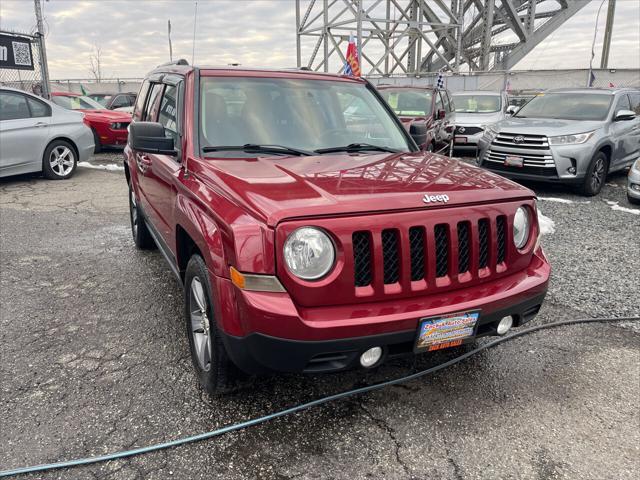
[0,152,638,480]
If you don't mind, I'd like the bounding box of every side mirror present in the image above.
[129,121,175,155]
[506,105,518,115]
[614,109,636,121]
[437,109,446,120]
[409,122,427,148]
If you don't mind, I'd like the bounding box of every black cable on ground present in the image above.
[1,315,638,477]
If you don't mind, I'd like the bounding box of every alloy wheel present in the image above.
[189,276,212,371]
[591,157,605,192]
[49,146,75,177]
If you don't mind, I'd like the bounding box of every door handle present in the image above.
[34,122,47,128]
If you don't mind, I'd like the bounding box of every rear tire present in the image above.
[185,254,239,396]
[128,182,155,249]
[42,140,77,180]
[579,151,608,196]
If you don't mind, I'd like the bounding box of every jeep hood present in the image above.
[201,152,533,226]
[495,117,603,136]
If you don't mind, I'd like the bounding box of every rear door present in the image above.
[132,77,183,250]
[0,91,50,175]
[143,80,183,247]
[134,82,164,213]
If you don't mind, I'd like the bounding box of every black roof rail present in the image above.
[157,59,189,67]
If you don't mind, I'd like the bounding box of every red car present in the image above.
[125,63,549,395]
[378,86,456,152]
[51,92,131,152]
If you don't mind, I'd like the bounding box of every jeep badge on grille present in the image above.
[423,194,450,204]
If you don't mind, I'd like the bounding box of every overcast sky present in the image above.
[1,0,638,79]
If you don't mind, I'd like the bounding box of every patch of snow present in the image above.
[604,200,640,216]
[537,210,555,235]
[538,196,590,205]
[78,162,124,172]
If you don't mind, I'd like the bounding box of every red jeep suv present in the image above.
[125,62,550,394]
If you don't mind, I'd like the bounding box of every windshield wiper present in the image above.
[202,144,313,156]
[314,143,400,154]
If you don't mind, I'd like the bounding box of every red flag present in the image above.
[344,35,361,77]
[608,82,615,87]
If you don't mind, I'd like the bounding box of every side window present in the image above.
[0,92,31,121]
[629,93,640,115]
[144,83,164,121]
[26,96,51,118]
[133,80,150,121]
[435,92,444,114]
[443,91,452,112]
[614,94,631,114]
[111,95,129,109]
[126,95,136,107]
[158,84,179,144]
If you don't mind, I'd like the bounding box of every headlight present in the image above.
[284,227,335,280]
[548,131,594,145]
[110,122,129,130]
[483,125,499,139]
[513,206,531,250]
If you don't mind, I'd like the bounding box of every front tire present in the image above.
[128,182,155,249]
[628,192,640,205]
[579,151,608,196]
[92,129,102,153]
[185,255,238,395]
[42,140,77,180]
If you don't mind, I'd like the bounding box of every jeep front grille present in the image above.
[353,216,508,287]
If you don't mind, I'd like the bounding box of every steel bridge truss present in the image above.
[295,0,590,75]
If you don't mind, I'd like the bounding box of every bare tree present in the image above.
[89,44,103,82]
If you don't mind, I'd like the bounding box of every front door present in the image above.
[610,94,639,167]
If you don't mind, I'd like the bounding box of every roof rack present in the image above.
[157,59,189,67]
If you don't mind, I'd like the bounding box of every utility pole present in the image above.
[600,0,616,69]
[34,0,50,98]
[168,20,173,62]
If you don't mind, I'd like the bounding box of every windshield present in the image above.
[51,95,105,110]
[515,93,612,121]
[89,94,111,106]
[378,88,433,117]
[199,77,412,157]
[453,94,501,113]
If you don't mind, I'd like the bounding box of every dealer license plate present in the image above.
[455,136,467,144]
[415,310,480,352]
[504,155,524,167]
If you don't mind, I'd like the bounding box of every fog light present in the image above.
[360,347,382,367]
[631,183,640,192]
[567,166,576,175]
[497,316,513,335]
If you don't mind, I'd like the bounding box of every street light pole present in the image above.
[34,0,50,98]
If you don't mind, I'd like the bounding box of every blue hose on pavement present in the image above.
[1,315,638,478]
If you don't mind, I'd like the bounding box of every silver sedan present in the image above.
[0,87,94,179]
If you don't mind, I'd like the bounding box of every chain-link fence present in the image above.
[0,30,49,97]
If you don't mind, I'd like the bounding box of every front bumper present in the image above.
[216,248,550,374]
[476,136,596,184]
[453,130,484,151]
[628,167,640,200]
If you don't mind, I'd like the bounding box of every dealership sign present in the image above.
[0,34,34,70]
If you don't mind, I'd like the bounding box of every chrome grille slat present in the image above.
[487,131,556,170]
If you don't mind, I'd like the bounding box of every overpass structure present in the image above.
[295,0,597,75]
